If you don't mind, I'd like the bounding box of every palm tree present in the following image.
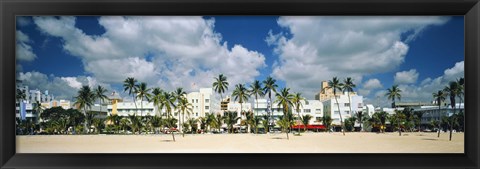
[261,115,270,134]
[223,111,240,133]
[173,88,187,132]
[275,88,294,117]
[119,118,129,134]
[213,74,229,103]
[292,92,305,133]
[386,85,402,136]
[232,84,250,120]
[250,115,262,134]
[33,100,45,122]
[263,76,278,133]
[136,82,152,117]
[249,80,265,119]
[161,92,176,118]
[354,111,365,132]
[433,90,446,138]
[413,111,424,132]
[75,85,95,134]
[127,114,142,134]
[176,97,192,137]
[16,88,26,103]
[444,81,461,141]
[150,115,163,134]
[92,118,105,134]
[277,111,295,139]
[372,112,388,133]
[301,114,313,132]
[205,113,216,133]
[151,87,164,116]
[187,118,198,134]
[93,85,108,115]
[456,78,464,111]
[106,114,121,133]
[325,77,345,135]
[275,88,294,137]
[123,77,138,116]
[343,77,356,117]
[164,117,178,141]
[211,114,223,133]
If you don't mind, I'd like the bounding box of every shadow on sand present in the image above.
[271,137,287,140]
[160,140,175,142]
[421,138,438,141]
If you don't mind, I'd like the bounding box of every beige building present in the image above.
[315,81,356,101]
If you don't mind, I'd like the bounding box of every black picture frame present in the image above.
[1,0,479,168]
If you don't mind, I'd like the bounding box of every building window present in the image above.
[305,101,309,105]
[196,99,198,103]
[205,99,209,103]
[196,113,198,116]
[316,109,321,112]
[334,111,340,114]
[192,99,194,103]
[345,111,350,114]
[304,109,311,113]
[205,106,209,110]
[344,103,350,107]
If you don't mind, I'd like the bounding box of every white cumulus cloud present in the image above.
[394,69,419,84]
[16,30,37,62]
[32,16,266,97]
[267,16,449,99]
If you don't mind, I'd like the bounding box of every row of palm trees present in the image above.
[17,72,464,141]
[383,77,464,141]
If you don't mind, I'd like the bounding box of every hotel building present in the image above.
[253,99,324,125]
[322,92,363,125]
[103,88,212,119]
[186,88,213,118]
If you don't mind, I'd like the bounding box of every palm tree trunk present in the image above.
[83,107,88,134]
[178,111,181,136]
[182,112,185,137]
[255,95,258,134]
[449,106,455,141]
[335,96,345,136]
[286,128,289,140]
[297,109,301,134]
[140,98,143,117]
[240,103,243,132]
[347,92,353,130]
[133,95,138,116]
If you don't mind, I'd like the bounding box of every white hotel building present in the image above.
[253,99,324,125]
[322,92,363,125]
[103,88,212,119]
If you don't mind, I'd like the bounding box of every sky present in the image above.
[15,16,464,110]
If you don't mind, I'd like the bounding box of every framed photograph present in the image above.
[1,0,479,168]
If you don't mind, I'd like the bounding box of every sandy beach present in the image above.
[16,132,464,153]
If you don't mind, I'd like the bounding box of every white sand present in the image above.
[16,132,464,153]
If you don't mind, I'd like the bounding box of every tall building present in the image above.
[254,99,324,125]
[187,88,213,118]
[106,91,155,117]
[223,95,253,120]
[41,99,72,110]
[221,97,229,111]
[322,92,363,125]
[315,81,356,101]
[17,86,54,104]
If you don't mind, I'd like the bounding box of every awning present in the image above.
[291,124,326,130]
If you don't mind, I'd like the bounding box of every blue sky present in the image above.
[15,16,464,108]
